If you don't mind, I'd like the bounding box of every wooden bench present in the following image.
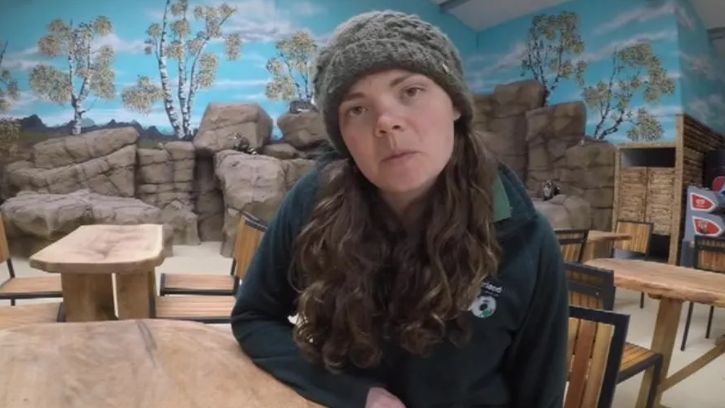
[0,302,64,330]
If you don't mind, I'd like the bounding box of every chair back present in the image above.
[0,214,14,278]
[613,220,652,256]
[565,262,615,311]
[556,229,589,263]
[0,214,9,263]
[232,212,267,280]
[694,235,725,274]
[566,306,629,408]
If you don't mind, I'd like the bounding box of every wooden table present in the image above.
[29,224,165,322]
[0,319,324,408]
[586,258,725,408]
[581,230,632,262]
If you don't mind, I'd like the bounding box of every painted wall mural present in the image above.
[1,0,724,149]
[0,0,475,145]
[465,0,694,144]
[675,0,725,136]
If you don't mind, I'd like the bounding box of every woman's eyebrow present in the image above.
[389,73,418,88]
[341,91,364,104]
[341,74,423,104]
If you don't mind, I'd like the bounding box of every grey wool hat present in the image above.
[312,10,475,156]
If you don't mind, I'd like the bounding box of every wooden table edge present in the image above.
[29,254,165,274]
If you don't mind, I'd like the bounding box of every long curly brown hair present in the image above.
[290,124,502,371]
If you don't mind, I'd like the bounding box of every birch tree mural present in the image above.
[29,17,115,135]
[521,11,587,104]
[0,41,19,113]
[122,0,242,140]
[265,31,318,111]
[579,42,675,141]
[1,40,20,155]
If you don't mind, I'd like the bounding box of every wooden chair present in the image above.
[613,220,653,308]
[556,229,589,263]
[566,262,615,310]
[0,214,63,305]
[566,306,629,408]
[565,263,662,408]
[159,212,267,296]
[154,213,266,323]
[680,235,725,350]
[0,302,65,330]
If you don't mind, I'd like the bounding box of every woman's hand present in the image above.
[365,387,406,408]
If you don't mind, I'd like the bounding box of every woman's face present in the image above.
[338,69,460,210]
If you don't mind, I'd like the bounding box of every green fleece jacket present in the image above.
[230,163,568,408]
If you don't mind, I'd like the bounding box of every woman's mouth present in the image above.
[383,151,416,162]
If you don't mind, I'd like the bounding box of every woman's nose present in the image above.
[374,112,404,138]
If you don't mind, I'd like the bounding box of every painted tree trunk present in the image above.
[158,0,183,139]
[184,80,195,140]
[72,106,83,135]
[69,93,84,136]
[178,59,190,139]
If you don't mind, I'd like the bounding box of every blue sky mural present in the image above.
[0,0,475,137]
[465,0,694,143]
[676,0,725,135]
[2,0,723,143]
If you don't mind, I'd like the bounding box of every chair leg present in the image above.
[705,306,715,339]
[645,357,663,408]
[56,302,66,323]
[10,298,15,306]
[640,292,645,308]
[681,302,694,351]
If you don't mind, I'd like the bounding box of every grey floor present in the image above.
[6,242,725,407]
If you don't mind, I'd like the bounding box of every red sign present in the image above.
[693,216,724,236]
[690,193,716,211]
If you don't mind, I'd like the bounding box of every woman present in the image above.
[231,10,568,408]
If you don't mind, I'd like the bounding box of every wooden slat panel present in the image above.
[696,238,725,274]
[567,268,606,310]
[614,221,651,254]
[618,168,648,222]
[0,276,62,295]
[155,295,236,319]
[620,343,656,373]
[565,320,597,408]
[582,323,614,407]
[0,214,9,263]
[561,245,582,263]
[161,273,235,291]
[0,302,62,330]
[233,221,265,280]
[567,317,580,374]
[646,168,675,235]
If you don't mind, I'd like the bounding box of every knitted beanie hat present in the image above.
[313,10,475,156]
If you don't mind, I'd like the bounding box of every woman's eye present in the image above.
[347,106,365,117]
[404,86,423,98]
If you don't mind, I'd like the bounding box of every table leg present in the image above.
[60,274,115,322]
[635,298,682,408]
[116,270,156,319]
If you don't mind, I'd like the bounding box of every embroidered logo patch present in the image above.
[469,295,497,318]
[469,281,503,319]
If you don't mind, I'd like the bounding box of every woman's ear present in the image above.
[453,107,461,121]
